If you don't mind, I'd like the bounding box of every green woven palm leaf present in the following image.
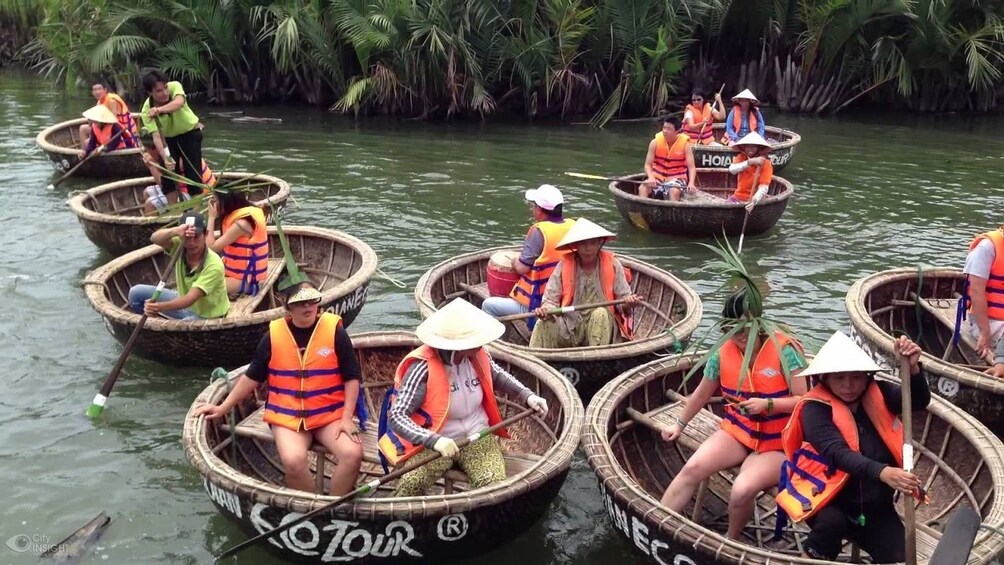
[271,206,308,293]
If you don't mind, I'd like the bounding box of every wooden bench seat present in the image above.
[223,406,541,491]
[227,258,286,317]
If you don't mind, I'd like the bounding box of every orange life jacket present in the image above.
[221,206,269,295]
[682,103,715,144]
[775,382,902,524]
[263,313,349,431]
[90,123,128,152]
[965,229,1004,321]
[721,106,759,145]
[651,132,690,182]
[176,159,217,196]
[558,250,634,340]
[731,152,774,202]
[510,219,576,311]
[377,345,509,470]
[719,332,799,452]
[99,92,138,148]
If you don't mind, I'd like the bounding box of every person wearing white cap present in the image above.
[195,279,366,497]
[79,104,129,159]
[775,332,931,562]
[377,298,549,496]
[642,116,697,201]
[721,89,766,145]
[528,219,640,348]
[727,132,774,212]
[482,184,575,321]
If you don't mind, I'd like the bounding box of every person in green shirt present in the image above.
[139,69,204,207]
[127,211,229,320]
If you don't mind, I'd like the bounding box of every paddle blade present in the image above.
[564,172,609,181]
[85,394,107,418]
[929,507,981,565]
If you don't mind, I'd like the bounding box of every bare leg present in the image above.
[661,429,749,511]
[225,277,244,295]
[313,424,363,496]
[78,124,91,148]
[639,183,653,199]
[670,185,684,202]
[272,425,316,492]
[727,450,786,539]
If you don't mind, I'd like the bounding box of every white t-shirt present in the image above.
[963,238,995,279]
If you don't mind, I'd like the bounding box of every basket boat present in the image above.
[582,354,1004,564]
[183,331,582,563]
[414,246,702,399]
[36,114,147,178]
[82,226,377,368]
[67,173,292,256]
[846,267,1004,435]
[692,125,801,171]
[609,170,794,237]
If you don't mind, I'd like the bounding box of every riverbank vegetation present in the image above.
[1,0,1001,122]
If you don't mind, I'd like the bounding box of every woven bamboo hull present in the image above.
[67,173,292,256]
[82,226,377,368]
[36,115,148,179]
[692,125,801,171]
[846,268,1004,436]
[610,170,793,237]
[183,332,583,564]
[414,247,702,400]
[582,354,1004,565]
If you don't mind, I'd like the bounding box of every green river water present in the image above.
[1,69,1002,564]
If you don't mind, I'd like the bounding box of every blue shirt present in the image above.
[725,107,766,141]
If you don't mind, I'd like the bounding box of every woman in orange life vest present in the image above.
[681,89,726,145]
[528,219,640,349]
[481,184,574,320]
[642,116,697,201]
[206,189,269,296]
[78,80,138,151]
[660,288,808,540]
[721,89,766,145]
[775,331,930,562]
[727,132,774,212]
[378,298,549,496]
[194,280,365,496]
[78,105,129,158]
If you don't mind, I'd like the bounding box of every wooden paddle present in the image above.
[48,128,128,189]
[214,408,536,562]
[929,507,981,565]
[694,83,726,144]
[898,349,918,565]
[85,240,184,418]
[564,172,647,184]
[736,163,763,254]
[497,298,634,322]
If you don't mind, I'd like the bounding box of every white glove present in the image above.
[527,394,549,415]
[745,185,768,212]
[433,437,459,458]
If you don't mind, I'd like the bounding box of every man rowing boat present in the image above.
[727,132,774,212]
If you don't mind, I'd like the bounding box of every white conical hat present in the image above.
[733,132,772,150]
[416,298,505,351]
[82,104,118,124]
[555,218,616,251]
[732,89,759,103]
[800,331,883,378]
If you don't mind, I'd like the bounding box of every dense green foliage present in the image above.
[2,0,1001,119]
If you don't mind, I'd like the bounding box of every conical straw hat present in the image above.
[799,331,883,378]
[82,104,118,124]
[733,132,772,150]
[555,218,616,251]
[416,298,505,351]
[732,89,759,103]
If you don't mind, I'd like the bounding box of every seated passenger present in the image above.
[641,116,697,201]
[207,189,269,296]
[728,132,774,212]
[721,89,766,145]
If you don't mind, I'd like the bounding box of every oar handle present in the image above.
[53,128,128,188]
[215,408,537,562]
[564,172,648,184]
[897,349,918,565]
[86,243,184,418]
[496,298,632,322]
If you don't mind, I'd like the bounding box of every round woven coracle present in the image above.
[582,353,1004,564]
[609,169,794,237]
[847,267,1004,435]
[183,331,583,564]
[82,225,377,368]
[35,115,148,178]
[67,172,292,256]
[691,125,801,171]
[414,246,702,400]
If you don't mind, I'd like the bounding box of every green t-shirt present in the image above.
[171,238,229,319]
[703,343,807,381]
[141,81,200,138]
